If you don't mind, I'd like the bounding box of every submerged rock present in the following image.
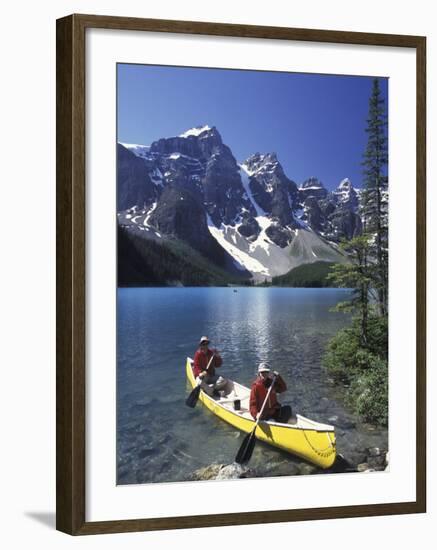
[344,451,367,467]
[366,448,388,471]
[261,460,301,477]
[190,463,224,481]
[368,447,382,457]
[216,463,254,480]
[190,462,255,481]
[367,455,386,470]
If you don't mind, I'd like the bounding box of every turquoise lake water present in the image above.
[117,287,387,484]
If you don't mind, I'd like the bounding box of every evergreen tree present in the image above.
[327,236,374,345]
[361,78,388,315]
[322,79,389,426]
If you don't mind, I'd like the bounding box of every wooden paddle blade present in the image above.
[235,430,256,464]
[185,385,201,408]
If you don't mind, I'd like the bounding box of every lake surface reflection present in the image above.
[117,287,388,484]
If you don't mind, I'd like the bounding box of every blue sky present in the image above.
[117,64,388,191]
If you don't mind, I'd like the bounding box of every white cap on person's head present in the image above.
[258,362,271,373]
[199,336,210,345]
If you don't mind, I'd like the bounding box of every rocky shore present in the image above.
[356,448,389,473]
[190,447,389,481]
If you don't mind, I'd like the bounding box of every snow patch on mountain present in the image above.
[179,125,212,138]
[143,202,157,227]
[299,177,324,191]
[207,215,346,280]
[207,215,296,278]
[249,216,274,256]
[120,143,151,159]
[239,165,267,217]
[207,215,269,275]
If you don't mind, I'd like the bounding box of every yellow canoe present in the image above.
[186,357,337,469]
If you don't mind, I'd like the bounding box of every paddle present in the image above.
[235,375,277,464]
[185,353,216,408]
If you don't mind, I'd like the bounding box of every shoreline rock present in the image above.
[357,447,389,473]
[189,447,390,481]
[190,463,254,481]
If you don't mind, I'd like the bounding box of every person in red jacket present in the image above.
[193,336,228,397]
[249,362,292,423]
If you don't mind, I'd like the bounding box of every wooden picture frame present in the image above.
[56,13,426,535]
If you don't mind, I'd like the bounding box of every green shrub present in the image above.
[348,357,388,425]
[323,328,360,383]
[323,314,388,426]
[365,315,388,360]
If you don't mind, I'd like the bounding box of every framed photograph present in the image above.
[56,13,426,535]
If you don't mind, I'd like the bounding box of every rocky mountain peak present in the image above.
[299,177,328,201]
[242,152,279,176]
[117,125,374,280]
[240,152,298,237]
[149,125,222,160]
[332,178,359,211]
[337,177,353,191]
[117,144,158,211]
[300,177,325,190]
[179,125,216,139]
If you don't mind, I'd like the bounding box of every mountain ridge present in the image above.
[117,126,369,283]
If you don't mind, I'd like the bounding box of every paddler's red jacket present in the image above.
[193,348,222,378]
[249,375,287,420]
